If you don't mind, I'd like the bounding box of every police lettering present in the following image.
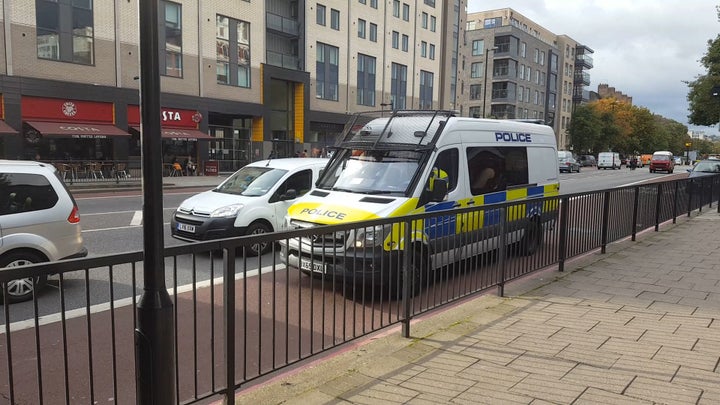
[495,132,532,142]
[300,207,346,220]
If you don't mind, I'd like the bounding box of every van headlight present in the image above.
[354,225,390,248]
[211,203,244,218]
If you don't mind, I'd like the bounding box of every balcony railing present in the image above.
[266,50,301,70]
[266,12,299,36]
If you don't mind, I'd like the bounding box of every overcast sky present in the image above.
[468,0,719,135]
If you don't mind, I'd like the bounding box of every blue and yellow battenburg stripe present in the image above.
[383,183,559,251]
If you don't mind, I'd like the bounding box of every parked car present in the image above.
[597,152,621,170]
[0,160,88,303]
[557,151,580,173]
[687,159,720,178]
[579,155,596,167]
[649,151,674,173]
[171,158,329,256]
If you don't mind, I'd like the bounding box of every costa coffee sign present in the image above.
[21,96,115,123]
[128,105,202,128]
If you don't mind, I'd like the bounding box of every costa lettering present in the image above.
[299,208,346,220]
[162,110,183,121]
[495,132,532,142]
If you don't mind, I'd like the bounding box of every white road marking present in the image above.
[130,210,143,226]
[0,264,280,333]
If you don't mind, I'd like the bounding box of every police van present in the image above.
[280,110,559,291]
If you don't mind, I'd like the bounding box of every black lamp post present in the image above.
[482,47,498,118]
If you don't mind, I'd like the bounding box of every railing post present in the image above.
[401,218,412,338]
[496,207,507,296]
[699,177,705,213]
[709,176,714,209]
[717,176,720,213]
[654,182,663,232]
[688,179,693,217]
[557,197,569,272]
[223,246,237,404]
[672,181,679,224]
[631,186,639,241]
[600,191,611,254]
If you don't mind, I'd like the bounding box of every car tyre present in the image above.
[518,218,543,256]
[243,222,273,257]
[0,251,48,304]
[392,249,425,299]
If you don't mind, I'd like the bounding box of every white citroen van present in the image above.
[280,110,560,289]
[171,158,328,256]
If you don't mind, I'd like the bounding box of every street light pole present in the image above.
[482,47,497,118]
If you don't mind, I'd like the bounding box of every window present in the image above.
[467,147,528,195]
[357,54,376,106]
[330,9,340,30]
[369,23,377,42]
[519,64,524,80]
[402,34,408,52]
[429,148,458,197]
[520,42,526,58]
[470,62,482,78]
[316,4,326,26]
[0,173,59,215]
[162,1,183,77]
[469,106,481,118]
[527,67,531,81]
[472,39,484,56]
[517,86,523,102]
[392,31,399,49]
[36,0,95,64]
[420,41,427,57]
[429,44,435,60]
[316,42,339,101]
[424,0,435,7]
[371,0,378,8]
[393,0,400,17]
[390,62,407,109]
[358,19,366,38]
[216,15,250,87]
[422,12,428,29]
[430,15,436,32]
[359,0,366,3]
[402,3,410,21]
[534,48,539,63]
[469,84,481,100]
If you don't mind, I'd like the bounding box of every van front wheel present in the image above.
[244,222,273,256]
[394,250,425,299]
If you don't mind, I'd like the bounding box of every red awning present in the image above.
[26,121,130,138]
[0,119,18,134]
[131,126,214,141]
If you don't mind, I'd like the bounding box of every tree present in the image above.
[567,104,601,153]
[686,6,720,126]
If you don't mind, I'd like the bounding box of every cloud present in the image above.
[468,0,719,134]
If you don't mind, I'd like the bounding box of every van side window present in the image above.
[0,173,59,215]
[431,148,459,192]
[466,147,529,195]
[271,169,313,202]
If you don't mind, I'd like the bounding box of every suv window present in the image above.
[0,173,59,215]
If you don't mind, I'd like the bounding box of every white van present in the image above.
[280,110,560,290]
[597,152,621,170]
[170,158,328,256]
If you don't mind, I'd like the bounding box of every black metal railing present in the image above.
[1,174,719,404]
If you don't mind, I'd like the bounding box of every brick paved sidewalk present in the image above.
[234,210,720,405]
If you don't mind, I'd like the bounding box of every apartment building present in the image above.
[462,8,593,149]
[0,0,449,171]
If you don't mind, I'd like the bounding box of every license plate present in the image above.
[300,259,325,273]
[177,223,196,233]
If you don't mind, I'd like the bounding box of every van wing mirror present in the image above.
[281,189,298,201]
[430,179,448,202]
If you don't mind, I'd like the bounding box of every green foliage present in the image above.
[686,18,720,126]
[567,105,601,153]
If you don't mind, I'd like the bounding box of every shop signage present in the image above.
[128,105,202,128]
[22,96,115,123]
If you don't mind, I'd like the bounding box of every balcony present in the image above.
[266,50,302,70]
[266,12,299,37]
[573,71,590,86]
[575,53,593,69]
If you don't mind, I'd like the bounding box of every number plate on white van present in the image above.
[177,223,196,233]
